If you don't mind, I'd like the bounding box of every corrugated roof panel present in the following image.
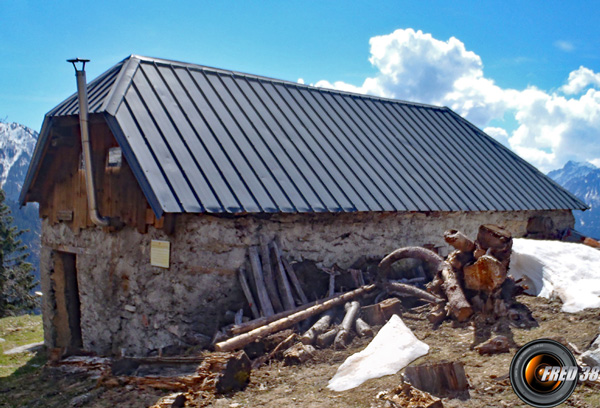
[443,112,556,210]
[392,104,485,211]
[125,79,200,212]
[410,108,506,211]
[151,65,233,212]
[345,97,439,210]
[372,101,463,210]
[283,84,386,211]
[23,55,588,214]
[174,68,259,212]
[138,63,223,212]
[358,98,452,211]
[222,75,322,212]
[429,110,539,210]
[208,73,301,212]
[324,93,426,210]
[309,90,414,211]
[259,81,361,211]
[190,70,280,212]
[244,78,344,212]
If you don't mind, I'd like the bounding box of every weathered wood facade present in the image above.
[31,118,173,234]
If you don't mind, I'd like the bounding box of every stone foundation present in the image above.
[39,209,574,356]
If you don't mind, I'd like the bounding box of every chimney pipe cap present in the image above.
[67,58,90,72]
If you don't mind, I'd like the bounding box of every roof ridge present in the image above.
[102,56,141,115]
[130,54,448,111]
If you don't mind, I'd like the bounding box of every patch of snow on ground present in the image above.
[327,314,429,391]
[510,238,600,312]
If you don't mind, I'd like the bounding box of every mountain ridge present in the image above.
[0,121,40,280]
[548,160,600,239]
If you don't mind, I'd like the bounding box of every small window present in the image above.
[106,147,123,171]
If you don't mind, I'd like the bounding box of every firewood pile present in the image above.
[212,224,522,363]
[430,224,520,323]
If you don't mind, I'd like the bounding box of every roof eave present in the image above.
[18,115,53,206]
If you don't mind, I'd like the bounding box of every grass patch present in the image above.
[0,314,44,377]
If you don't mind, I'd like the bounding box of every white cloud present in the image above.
[554,40,575,52]
[560,66,600,94]
[297,78,305,84]
[315,28,600,173]
[483,126,509,142]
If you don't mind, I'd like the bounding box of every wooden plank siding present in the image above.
[35,118,173,234]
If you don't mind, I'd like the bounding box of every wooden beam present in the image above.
[215,284,376,352]
[270,241,296,310]
[259,237,284,313]
[248,246,275,317]
[238,268,260,320]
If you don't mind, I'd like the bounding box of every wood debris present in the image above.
[475,335,510,355]
[377,382,444,408]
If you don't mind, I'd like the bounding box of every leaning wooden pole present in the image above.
[215,284,376,352]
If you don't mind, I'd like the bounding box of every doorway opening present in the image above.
[52,251,83,349]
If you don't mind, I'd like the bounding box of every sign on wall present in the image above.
[150,240,170,268]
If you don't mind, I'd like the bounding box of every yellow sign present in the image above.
[151,240,170,268]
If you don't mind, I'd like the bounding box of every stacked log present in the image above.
[378,224,518,325]
[441,224,516,319]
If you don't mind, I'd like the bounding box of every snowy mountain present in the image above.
[0,121,40,279]
[548,160,600,239]
[0,122,38,202]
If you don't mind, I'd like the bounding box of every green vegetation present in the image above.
[0,189,37,316]
[0,314,44,377]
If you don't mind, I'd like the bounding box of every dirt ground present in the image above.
[2,294,600,408]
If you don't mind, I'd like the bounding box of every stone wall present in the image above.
[39,209,574,356]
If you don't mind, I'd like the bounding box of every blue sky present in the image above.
[2,1,600,171]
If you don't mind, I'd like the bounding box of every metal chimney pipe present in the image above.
[68,58,110,227]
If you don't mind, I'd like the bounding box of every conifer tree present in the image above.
[0,189,36,315]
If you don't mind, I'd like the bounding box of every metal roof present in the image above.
[20,55,589,217]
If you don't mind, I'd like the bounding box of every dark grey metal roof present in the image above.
[21,55,588,217]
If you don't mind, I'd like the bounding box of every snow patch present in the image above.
[510,238,600,312]
[327,314,429,391]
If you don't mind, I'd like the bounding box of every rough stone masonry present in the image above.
[39,209,573,356]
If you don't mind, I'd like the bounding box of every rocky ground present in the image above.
[1,294,600,407]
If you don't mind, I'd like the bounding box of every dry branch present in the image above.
[334,301,360,349]
[300,311,333,345]
[383,282,443,304]
[441,263,473,322]
[230,296,336,336]
[281,257,309,305]
[316,328,338,348]
[355,317,373,338]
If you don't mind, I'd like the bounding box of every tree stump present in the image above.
[404,361,469,400]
